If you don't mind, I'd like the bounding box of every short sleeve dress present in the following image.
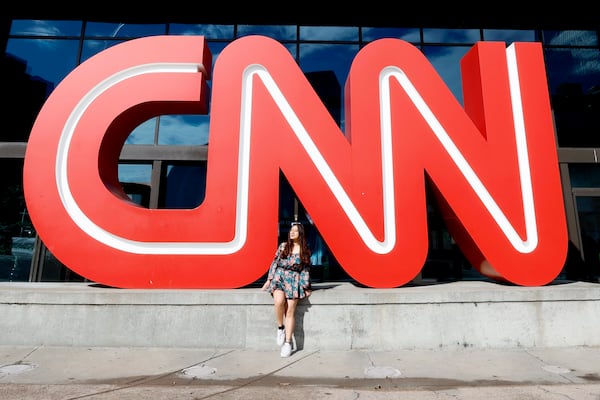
[265,242,311,299]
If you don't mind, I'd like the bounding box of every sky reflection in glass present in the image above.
[543,30,599,46]
[118,163,152,184]
[423,28,480,44]
[5,38,79,92]
[80,39,126,63]
[423,45,469,105]
[158,115,210,145]
[237,25,297,40]
[483,29,537,43]
[362,27,420,43]
[9,19,82,36]
[300,26,358,41]
[169,24,234,39]
[299,43,358,132]
[544,48,600,95]
[84,22,167,38]
[126,118,156,145]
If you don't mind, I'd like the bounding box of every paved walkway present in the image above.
[1,345,600,399]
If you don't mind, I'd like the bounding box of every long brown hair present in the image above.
[282,222,311,264]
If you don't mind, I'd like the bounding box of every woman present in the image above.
[261,222,312,357]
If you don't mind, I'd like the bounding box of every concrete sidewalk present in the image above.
[1,345,599,399]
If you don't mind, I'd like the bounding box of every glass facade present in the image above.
[1,18,599,285]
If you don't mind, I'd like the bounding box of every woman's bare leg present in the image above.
[273,290,287,327]
[284,298,298,343]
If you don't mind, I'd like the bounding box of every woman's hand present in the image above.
[261,279,271,291]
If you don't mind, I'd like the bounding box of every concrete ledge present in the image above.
[1,281,599,350]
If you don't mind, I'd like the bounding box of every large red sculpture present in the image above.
[23,35,568,288]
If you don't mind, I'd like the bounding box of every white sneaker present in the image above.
[277,328,285,346]
[280,342,292,358]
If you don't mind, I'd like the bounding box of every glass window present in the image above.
[236,25,296,41]
[208,41,232,69]
[118,163,152,185]
[362,27,420,43]
[0,158,32,282]
[299,43,358,131]
[5,38,79,94]
[153,41,231,147]
[40,250,84,282]
[84,22,166,38]
[80,39,126,63]
[569,164,600,188]
[483,29,538,43]
[299,43,357,89]
[121,182,151,208]
[0,159,29,236]
[300,26,359,41]
[545,48,600,147]
[283,43,297,59]
[542,30,599,46]
[574,196,600,281]
[169,24,234,39]
[545,48,600,94]
[158,115,209,145]
[162,162,207,208]
[3,52,53,141]
[423,45,471,105]
[9,19,82,37]
[126,118,157,145]
[423,28,480,44]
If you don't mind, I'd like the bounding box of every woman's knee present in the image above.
[273,290,286,305]
[286,299,298,312]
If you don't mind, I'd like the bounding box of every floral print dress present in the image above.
[266,243,311,299]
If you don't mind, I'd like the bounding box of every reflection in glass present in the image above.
[483,29,537,43]
[158,115,210,145]
[3,52,53,141]
[299,43,357,131]
[574,196,600,281]
[423,28,480,44]
[118,163,152,185]
[162,162,207,208]
[283,43,297,58]
[0,236,35,281]
[362,27,420,43]
[169,24,234,39]
[545,48,600,147]
[0,159,32,282]
[9,19,83,37]
[569,164,600,188]
[207,41,229,71]
[237,25,296,40]
[542,30,599,46]
[0,159,29,238]
[303,71,342,129]
[40,250,84,282]
[152,41,228,147]
[122,182,151,208]
[300,26,358,41]
[126,118,157,145]
[544,48,600,96]
[5,38,79,91]
[423,45,470,105]
[81,39,126,63]
[84,22,166,38]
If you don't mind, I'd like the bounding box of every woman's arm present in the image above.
[261,242,285,290]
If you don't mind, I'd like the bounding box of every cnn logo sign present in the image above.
[23,35,568,289]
